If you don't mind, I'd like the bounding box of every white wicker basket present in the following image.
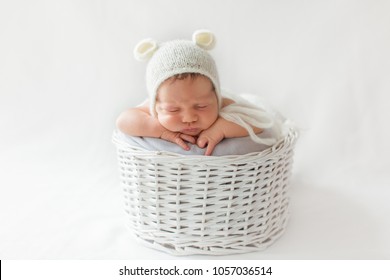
[113,127,298,256]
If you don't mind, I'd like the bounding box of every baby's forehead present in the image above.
[157,91,215,104]
[156,77,216,102]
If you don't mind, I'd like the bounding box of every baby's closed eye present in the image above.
[167,108,180,112]
[161,106,180,113]
[195,104,208,109]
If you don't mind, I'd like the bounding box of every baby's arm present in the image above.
[116,101,163,138]
[116,100,196,150]
[197,98,263,155]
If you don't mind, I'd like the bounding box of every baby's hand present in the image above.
[197,126,224,156]
[160,130,196,151]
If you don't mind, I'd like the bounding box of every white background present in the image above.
[0,0,389,259]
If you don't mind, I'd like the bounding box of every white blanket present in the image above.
[115,129,276,156]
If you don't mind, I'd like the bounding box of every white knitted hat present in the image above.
[133,30,221,116]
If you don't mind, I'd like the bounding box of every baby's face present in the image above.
[155,75,219,136]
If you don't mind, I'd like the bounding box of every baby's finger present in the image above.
[205,141,216,156]
[197,137,207,148]
[174,137,190,151]
[180,133,196,144]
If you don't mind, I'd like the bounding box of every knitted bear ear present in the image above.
[192,30,216,50]
[133,38,158,61]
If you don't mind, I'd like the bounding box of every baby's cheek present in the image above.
[158,114,179,130]
[205,110,219,125]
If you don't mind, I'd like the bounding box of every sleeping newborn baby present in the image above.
[116,30,280,156]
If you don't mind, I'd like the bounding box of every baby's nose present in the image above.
[182,110,197,123]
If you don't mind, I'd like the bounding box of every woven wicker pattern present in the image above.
[113,128,298,255]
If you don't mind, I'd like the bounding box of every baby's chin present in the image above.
[180,128,202,136]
